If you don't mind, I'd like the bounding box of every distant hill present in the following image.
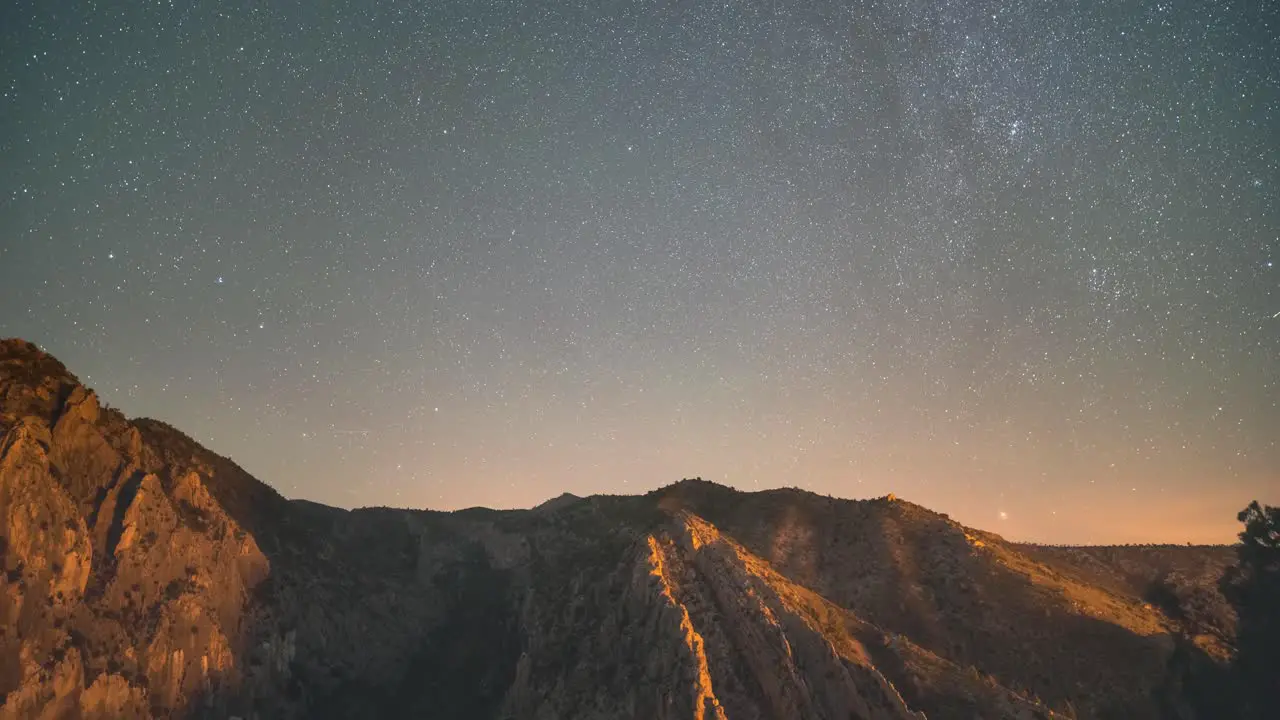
[533,492,583,512]
[0,337,1242,719]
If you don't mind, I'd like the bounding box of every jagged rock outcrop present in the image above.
[0,342,270,719]
[0,339,1241,719]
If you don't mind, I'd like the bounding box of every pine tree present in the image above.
[1221,501,1280,719]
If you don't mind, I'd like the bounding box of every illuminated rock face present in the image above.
[0,340,269,720]
[0,338,1238,719]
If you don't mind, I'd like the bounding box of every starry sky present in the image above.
[2,0,1276,544]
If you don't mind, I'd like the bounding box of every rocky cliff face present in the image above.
[0,338,1237,719]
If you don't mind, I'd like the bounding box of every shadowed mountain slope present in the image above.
[0,338,1238,719]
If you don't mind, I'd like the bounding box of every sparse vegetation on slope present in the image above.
[0,340,1252,719]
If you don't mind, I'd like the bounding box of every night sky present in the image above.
[2,0,1276,544]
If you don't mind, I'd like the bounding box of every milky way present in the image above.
[2,0,1276,543]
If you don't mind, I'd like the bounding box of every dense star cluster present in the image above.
[1,0,1276,543]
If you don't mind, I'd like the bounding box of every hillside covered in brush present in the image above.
[0,338,1245,719]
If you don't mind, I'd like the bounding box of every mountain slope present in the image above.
[652,481,1194,717]
[0,338,1237,719]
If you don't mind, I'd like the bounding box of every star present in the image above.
[0,0,1271,543]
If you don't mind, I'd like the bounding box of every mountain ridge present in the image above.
[0,337,1239,719]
